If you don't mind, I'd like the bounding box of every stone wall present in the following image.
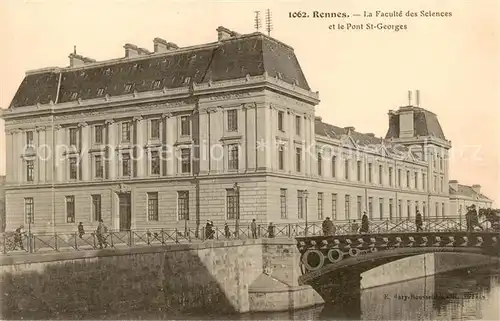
[0,238,322,319]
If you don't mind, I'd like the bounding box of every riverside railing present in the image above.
[0,216,496,255]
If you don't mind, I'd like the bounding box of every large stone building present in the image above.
[0,175,5,232]
[449,180,493,218]
[0,26,463,233]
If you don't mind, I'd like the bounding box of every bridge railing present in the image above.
[0,216,495,255]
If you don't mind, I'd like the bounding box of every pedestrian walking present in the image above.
[14,225,25,250]
[96,220,108,249]
[251,219,258,239]
[351,220,359,234]
[78,222,85,239]
[268,222,275,238]
[415,210,423,232]
[360,212,369,233]
[322,217,335,235]
[224,223,231,239]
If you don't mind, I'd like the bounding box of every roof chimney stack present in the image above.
[416,89,420,106]
[153,38,179,53]
[68,51,96,67]
[449,180,458,191]
[124,44,151,58]
[216,26,240,41]
[471,184,481,195]
[344,126,355,135]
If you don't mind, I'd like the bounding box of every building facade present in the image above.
[1,26,460,233]
[449,180,493,219]
[0,175,5,232]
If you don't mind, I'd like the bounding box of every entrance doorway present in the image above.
[118,193,131,231]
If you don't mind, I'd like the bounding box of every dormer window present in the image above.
[184,77,191,84]
[97,88,104,96]
[70,92,78,100]
[153,80,161,89]
[124,84,133,93]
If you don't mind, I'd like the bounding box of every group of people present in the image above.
[205,219,276,239]
[321,213,371,235]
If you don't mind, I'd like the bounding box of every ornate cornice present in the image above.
[206,107,220,114]
[35,126,46,132]
[132,115,143,122]
[242,103,257,110]
[77,122,88,128]
[104,119,115,125]
[161,112,173,119]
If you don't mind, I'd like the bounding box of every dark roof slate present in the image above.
[9,33,310,108]
[385,107,446,140]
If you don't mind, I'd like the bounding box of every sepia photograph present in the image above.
[0,0,498,320]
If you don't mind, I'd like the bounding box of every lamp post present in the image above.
[303,189,309,236]
[233,182,240,238]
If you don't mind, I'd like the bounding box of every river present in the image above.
[19,264,500,320]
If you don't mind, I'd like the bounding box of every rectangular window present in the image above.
[435,202,439,217]
[345,160,350,180]
[388,167,393,186]
[124,84,133,93]
[378,165,383,184]
[407,200,411,218]
[26,131,34,146]
[122,153,131,176]
[24,197,34,224]
[406,170,410,187]
[181,148,191,173]
[69,128,78,146]
[278,111,284,131]
[398,200,402,219]
[177,191,189,220]
[295,115,301,135]
[121,122,131,142]
[317,192,324,220]
[280,189,287,219]
[389,199,394,220]
[415,201,419,215]
[226,188,238,219]
[356,161,362,181]
[368,163,372,183]
[295,148,302,172]
[398,169,401,187]
[379,198,384,220]
[66,196,75,223]
[423,173,426,190]
[95,155,103,178]
[331,194,337,220]
[151,151,160,175]
[147,192,159,221]
[180,116,190,136]
[228,144,239,170]
[92,195,101,222]
[227,110,238,131]
[94,125,104,144]
[368,197,373,219]
[345,195,351,219]
[414,172,418,189]
[357,196,362,218]
[69,157,78,180]
[26,160,34,182]
[332,156,336,178]
[440,177,444,193]
[423,201,427,217]
[278,145,285,170]
[434,175,437,192]
[297,190,304,219]
[150,119,160,140]
[317,153,322,176]
[442,203,445,217]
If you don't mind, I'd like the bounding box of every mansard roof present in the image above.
[449,184,492,202]
[9,32,310,108]
[385,106,446,140]
[314,119,426,161]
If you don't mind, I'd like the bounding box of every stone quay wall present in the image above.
[0,239,323,319]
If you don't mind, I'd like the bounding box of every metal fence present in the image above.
[0,216,496,255]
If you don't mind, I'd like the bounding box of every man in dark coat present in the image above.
[360,212,369,233]
[415,210,423,232]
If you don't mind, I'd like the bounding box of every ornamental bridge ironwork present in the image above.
[295,231,499,302]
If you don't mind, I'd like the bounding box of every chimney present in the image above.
[449,180,458,191]
[344,126,355,135]
[124,43,150,58]
[153,38,168,53]
[471,184,481,195]
[68,53,96,67]
[216,26,240,41]
[314,116,322,122]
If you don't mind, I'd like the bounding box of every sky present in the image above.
[0,0,498,205]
